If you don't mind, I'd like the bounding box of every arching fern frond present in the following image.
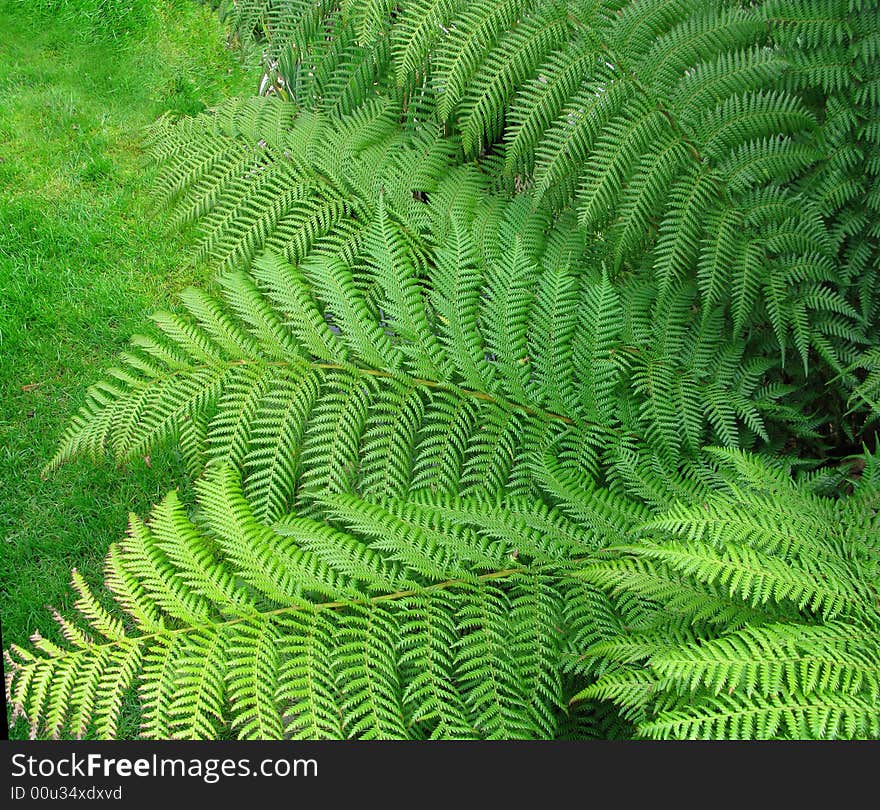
[15,446,880,739]
[49,174,813,495]
[10,0,880,744]
[576,448,880,739]
[6,465,596,739]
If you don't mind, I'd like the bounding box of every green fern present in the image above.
[213,0,875,377]
[7,0,880,741]
[6,464,588,739]
[145,87,872,451]
[11,442,879,739]
[50,172,818,492]
[575,448,880,740]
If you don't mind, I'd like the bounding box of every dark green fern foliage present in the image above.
[217,0,877,386]
[6,0,880,740]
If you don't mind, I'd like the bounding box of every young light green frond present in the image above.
[578,448,880,738]
[6,469,601,739]
[639,690,880,740]
[627,541,861,619]
[647,622,880,700]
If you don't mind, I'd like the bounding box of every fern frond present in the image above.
[580,448,880,739]
[6,468,593,739]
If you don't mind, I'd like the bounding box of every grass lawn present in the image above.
[0,0,259,737]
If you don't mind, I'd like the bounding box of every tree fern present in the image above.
[7,0,880,742]
[215,1,872,372]
[50,175,817,492]
[575,448,880,740]
[145,88,872,450]
[7,465,589,739]
[12,443,879,739]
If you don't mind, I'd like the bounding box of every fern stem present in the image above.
[308,361,578,424]
[25,560,585,666]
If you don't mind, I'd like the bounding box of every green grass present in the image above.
[0,0,260,738]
